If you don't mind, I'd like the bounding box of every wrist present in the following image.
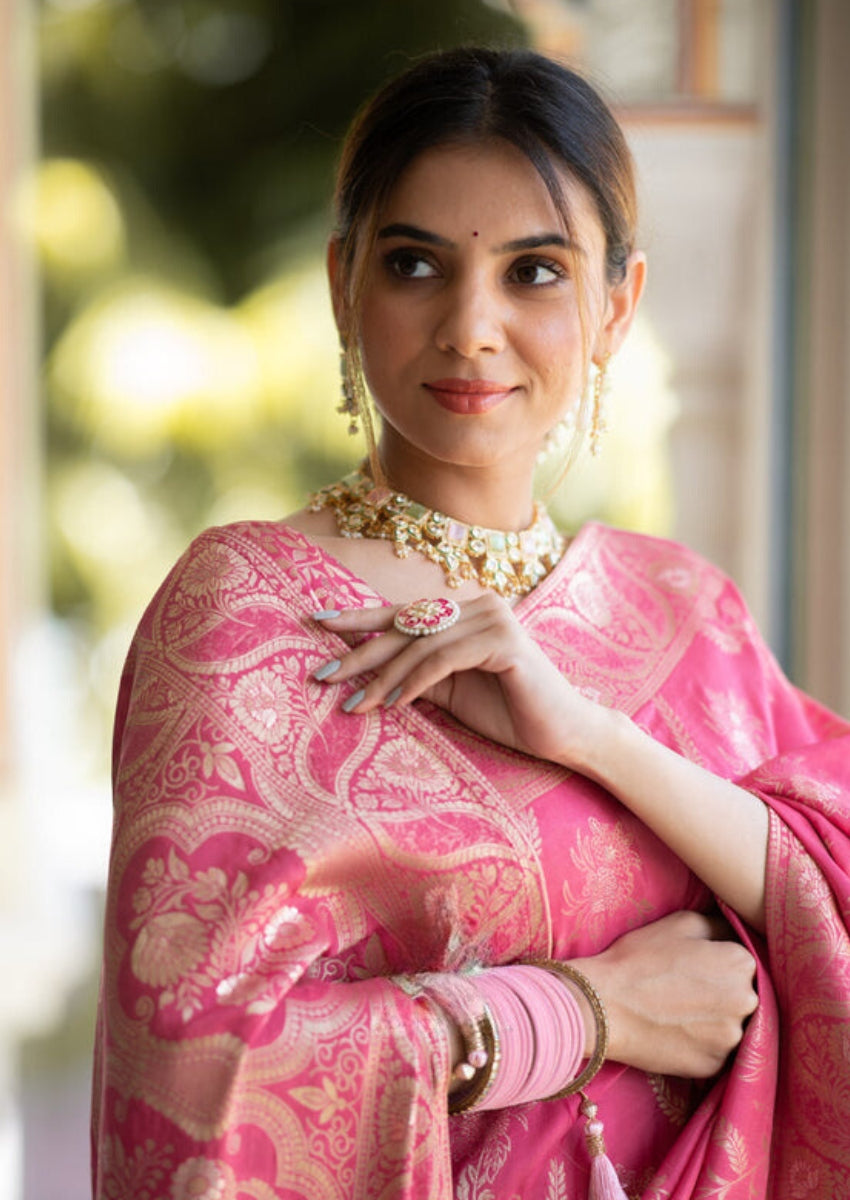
[554,700,635,781]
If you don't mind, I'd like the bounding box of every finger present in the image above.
[336,594,526,712]
[313,599,489,686]
[313,625,418,685]
[350,617,518,713]
[311,605,396,633]
[335,608,504,712]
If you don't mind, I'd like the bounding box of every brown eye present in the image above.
[509,257,565,286]
[385,249,439,279]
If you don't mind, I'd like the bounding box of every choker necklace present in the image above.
[309,469,565,599]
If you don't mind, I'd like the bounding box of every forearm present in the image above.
[561,707,768,931]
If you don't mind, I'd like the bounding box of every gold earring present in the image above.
[336,339,386,487]
[337,342,360,436]
[589,352,611,457]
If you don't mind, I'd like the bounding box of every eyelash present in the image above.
[508,256,568,286]
[382,248,568,287]
[384,248,438,279]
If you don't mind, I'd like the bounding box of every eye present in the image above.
[508,257,567,286]
[384,249,440,280]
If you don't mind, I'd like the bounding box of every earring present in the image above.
[336,339,386,486]
[337,342,360,436]
[537,408,577,465]
[589,352,611,457]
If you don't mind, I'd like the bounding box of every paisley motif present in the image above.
[93,520,850,1199]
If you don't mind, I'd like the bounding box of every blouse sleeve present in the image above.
[91,528,454,1200]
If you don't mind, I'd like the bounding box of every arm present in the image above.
[314,594,770,930]
[437,910,758,1084]
[94,533,457,1200]
[563,706,769,931]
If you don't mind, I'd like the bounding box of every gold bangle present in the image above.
[526,959,608,1100]
[448,1006,500,1114]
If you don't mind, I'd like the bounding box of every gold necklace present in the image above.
[309,469,565,599]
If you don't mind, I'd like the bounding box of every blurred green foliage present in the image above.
[37,0,523,750]
[37,1,675,759]
[40,0,524,309]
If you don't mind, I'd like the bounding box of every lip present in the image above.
[423,378,516,415]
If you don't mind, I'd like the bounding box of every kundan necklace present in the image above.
[309,469,565,599]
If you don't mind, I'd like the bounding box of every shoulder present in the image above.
[568,524,791,707]
[129,520,316,644]
[157,519,330,597]
[577,521,762,645]
[581,520,728,590]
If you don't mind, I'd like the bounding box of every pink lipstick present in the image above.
[423,378,516,414]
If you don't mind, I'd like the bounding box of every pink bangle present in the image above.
[473,964,586,1108]
[526,960,609,1100]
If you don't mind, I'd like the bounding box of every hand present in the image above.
[312,595,606,765]
[572,911,759,1078]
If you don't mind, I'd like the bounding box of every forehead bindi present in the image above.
[380,143,605,255]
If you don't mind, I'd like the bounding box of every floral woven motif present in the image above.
[93,520,850,1199]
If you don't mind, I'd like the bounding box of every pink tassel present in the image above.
[580,1095,628,1200]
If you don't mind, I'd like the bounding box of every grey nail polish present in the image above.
[313,659,341,681]
[312,609,341,620]
[384,686,403,707]
[342,688,365,713]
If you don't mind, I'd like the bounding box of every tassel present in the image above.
[580,1094,628,1200]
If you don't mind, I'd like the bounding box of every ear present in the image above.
[595,251,646,362]
[326,236,347,335]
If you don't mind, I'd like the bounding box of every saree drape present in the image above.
[92,520,850,1200]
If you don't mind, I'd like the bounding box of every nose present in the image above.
[433,275,507,358]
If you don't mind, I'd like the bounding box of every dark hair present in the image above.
[333,45,637,306]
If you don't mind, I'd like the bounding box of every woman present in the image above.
[92,48,850,1200]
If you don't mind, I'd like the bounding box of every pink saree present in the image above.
[92,519,850,1200]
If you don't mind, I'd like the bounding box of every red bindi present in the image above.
[472,230,479,237]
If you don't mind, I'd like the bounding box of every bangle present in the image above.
[448,1006,500,1114]
[401,972,489,1083]
[526,960,608,1100]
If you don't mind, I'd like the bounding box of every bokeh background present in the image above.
[1,2,848,1197]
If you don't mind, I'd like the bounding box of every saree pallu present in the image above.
[91,520,850,1200]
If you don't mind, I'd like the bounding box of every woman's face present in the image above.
[337,140,635,487]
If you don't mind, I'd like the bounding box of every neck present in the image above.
[376,441,538,532]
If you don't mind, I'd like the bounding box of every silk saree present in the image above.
[92,519,850,1199]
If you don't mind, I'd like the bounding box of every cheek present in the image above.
[523,316,586,389]
[358,293,419,366]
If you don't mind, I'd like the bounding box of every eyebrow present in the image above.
[376,222,575,254]
[377,223,453,247]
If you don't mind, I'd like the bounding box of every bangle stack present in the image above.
[396,959,608,1114]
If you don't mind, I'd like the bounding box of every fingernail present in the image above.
[313,659,341,681]
[312,609,341,620]
[342,688,365,713]
[384,686,403,707]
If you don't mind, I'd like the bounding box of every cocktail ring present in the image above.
[393,597,461,637]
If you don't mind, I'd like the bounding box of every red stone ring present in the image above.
[393,597,461,637]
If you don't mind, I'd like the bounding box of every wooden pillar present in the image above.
[678,0,721,99]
